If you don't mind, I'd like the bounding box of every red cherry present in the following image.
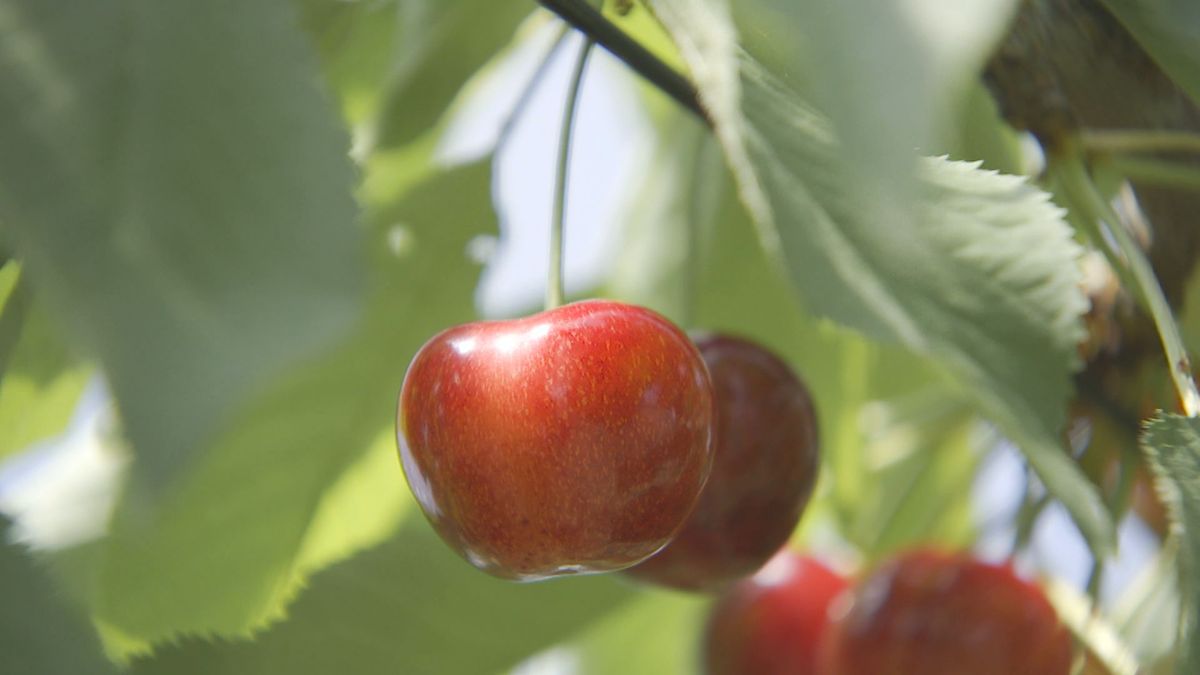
[625,333,819,591]
[820,549,1073,675]
[396,300,715,581]
[703,551,848,675]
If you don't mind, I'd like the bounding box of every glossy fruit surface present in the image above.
[626,333,819,591]
[703,551,848,675]
[820,549,1072,675]
[397,300,715,581]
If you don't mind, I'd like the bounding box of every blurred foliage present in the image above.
[1100,0,1200,109]
[1142,415,1200,674]
[652,0,1112,555]
[0,265,90,462]
[93,159,498,646]
[0,0,365,493]
[130,515,636,675]
[0,0,1199,673]
[0,518,115,674]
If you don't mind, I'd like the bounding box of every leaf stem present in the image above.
[1100,154,1200,192]
[1051,152,1200,417]
[547,36,595,310]
[1082,129,1200,155]
[535,0,707,123]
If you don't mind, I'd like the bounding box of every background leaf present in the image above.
[130,516,636,675]
[650,0,1113,555]
[0,266,89,462]
[0,518,117,675]
[1099,0,1200,108]
[365,0,532,150]
[1141,413,1200,673]
[95,161,496,646]
[0,0,363,490]
[568,591,708,674]
[744,0,1020,282]
[608,100,978,560]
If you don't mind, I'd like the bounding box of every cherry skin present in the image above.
[625,333,819,591]
[396,300,715,581]
[820,549,1073,675]
[703,551,848,675]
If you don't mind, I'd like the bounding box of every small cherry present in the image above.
[703,551,848,675]
[820,548,1073,675]
[625,333,819,591]
[397,300,715,581]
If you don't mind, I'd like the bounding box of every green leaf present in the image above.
[1099,0,1200,108]
[1141,413,1200,672]
[607,102,954,548]
[848,393,978,560]
[0,0,364,490]
[366,0,532,150]
[0,280,90,462]
[0,518,117,675]
[95,162,495,646]
[294,0,406,126]
[651,0,1114,555]
[569,591,708,675]
[129,517,635,675]
[741,0,1020,274]
[0,262,26,380]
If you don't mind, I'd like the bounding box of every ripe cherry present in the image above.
[703,551,848,675]
[625,333,819,591]
[820,548,1073,675]
[396,300,715,581]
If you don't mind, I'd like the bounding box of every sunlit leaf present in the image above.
[744,0,1020,279]
[651,0,1113,555]
[0,270,90,461]
[850,393,978,559]
[607,102,962,549]
[569,591,707,675]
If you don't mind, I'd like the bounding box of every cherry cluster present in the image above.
[706,548,1074,675]
[396,299,1074,674]
[396,300,816,583]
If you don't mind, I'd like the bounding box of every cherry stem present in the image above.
[547,36,595,310]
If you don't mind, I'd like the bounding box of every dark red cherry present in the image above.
[626,333,819,591]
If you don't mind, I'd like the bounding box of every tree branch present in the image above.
[535,0,708,123]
